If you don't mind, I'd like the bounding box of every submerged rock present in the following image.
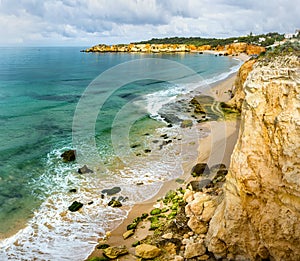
[135,244,161,259]
[78,165,93,174]
[68,201,83,212]
[101,187,121,195]
[103,245,128,259]
[60,149,76,162]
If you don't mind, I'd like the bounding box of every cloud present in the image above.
[0,0,299,46]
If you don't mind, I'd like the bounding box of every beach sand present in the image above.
[86,73,240,260]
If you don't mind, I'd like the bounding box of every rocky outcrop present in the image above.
[226,59,256,111]
[207,55,300,260]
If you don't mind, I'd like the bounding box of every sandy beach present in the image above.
[86,71,241,260]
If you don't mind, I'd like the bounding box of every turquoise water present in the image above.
[0,47,240,260]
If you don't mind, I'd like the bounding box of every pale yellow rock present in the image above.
[184,242,206,259]
[185,193,211,217]
[207,55,300,261]
[187,216,208,234]
[122,229,134,239]
[183,189,194,203]
[198,254,210,260]
[201,200,217,222]
[135,244,161,259]
[174,255,184,261]
[162,232,173,239]
[103,245,128,259]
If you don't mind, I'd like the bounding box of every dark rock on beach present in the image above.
[101,187,121,195]
[189,179,212,192]
[108,199,122,207]
[78,165,93,174]
[191,163,210,177]
[60,149,76,162]
[68,201,83,212]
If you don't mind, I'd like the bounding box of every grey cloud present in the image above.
[0,0,299,46]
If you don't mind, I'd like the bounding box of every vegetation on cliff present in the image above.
[135,32,284,47]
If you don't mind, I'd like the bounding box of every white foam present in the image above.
[0,126,199,260]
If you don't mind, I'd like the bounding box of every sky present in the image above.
[0,0,299,46]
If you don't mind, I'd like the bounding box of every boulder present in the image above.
[78,165,93,174]
[191,163,210,177]
[61,150,76,162]
[210,163,227,173]
[184,242,206,259]
[101,187,121,195]
[103,245,128,259]
[189,179,212,192]
[135,244,161,259]
[108,199,122,208]
[68,201,83,212]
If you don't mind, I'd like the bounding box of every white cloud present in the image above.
[0,0,299,46]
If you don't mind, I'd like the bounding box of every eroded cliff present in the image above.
[207,54,300,260]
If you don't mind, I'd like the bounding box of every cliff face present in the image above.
[225,43,266,56]
[207,55,300,260]
[226,59,256,111]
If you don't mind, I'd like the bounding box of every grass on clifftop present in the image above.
[259,41,300,59]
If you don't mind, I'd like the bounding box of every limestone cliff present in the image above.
[226,59,256,111]
[84,43,265,55]
[225,43,266,56]
[207,54,300,260]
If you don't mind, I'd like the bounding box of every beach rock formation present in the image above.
[207,54,300,260]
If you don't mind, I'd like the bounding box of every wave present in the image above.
[0,125,196,260]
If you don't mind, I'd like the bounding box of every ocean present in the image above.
[0,47,240,260]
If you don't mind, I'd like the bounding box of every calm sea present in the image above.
[0,47,240,260]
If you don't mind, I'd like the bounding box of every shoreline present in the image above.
[86,72,240,260]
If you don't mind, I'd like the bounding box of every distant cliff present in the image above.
[84,42,265,56]
[207,53,300,260]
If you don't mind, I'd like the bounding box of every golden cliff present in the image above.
[226,59,256,111]
[206,54,300,260]
[84,42,265,56]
